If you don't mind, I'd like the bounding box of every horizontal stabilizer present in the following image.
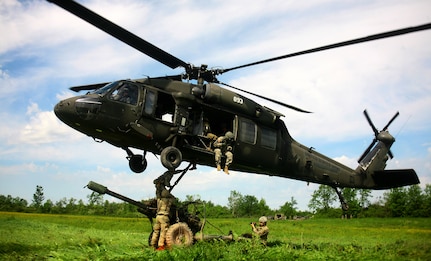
[372,169,420,189]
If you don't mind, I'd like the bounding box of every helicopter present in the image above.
[49,0,425,207]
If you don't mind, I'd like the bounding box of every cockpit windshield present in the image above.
[91,81,121,96]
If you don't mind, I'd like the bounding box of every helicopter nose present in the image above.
[55,96,102,125]
[54,97,77,125]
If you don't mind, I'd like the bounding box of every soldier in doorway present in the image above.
[203,120,218,150]
[213,131,234,174]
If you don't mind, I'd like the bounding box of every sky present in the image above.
[1,0,430,211]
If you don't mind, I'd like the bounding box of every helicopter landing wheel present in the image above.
[129,154,147,173]
[161,146,182,170]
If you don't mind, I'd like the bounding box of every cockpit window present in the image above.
[109,82,139,105]
[92,81,120,96]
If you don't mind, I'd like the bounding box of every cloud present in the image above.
[19,103,81,144]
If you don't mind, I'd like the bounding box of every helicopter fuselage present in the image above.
[55,77,418,190]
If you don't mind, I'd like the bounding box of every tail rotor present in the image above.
[358,110,399,163]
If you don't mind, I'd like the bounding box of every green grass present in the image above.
[0,212,430,260]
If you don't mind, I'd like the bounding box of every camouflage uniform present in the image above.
[214,131,234,174]
[153,170,180,197]
[150,189,174,249]
[203,121,218,150]
[251,216,269,245]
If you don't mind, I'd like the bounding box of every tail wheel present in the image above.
[165,222,194,248]
[160,146,182,170]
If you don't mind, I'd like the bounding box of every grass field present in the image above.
[0,212,430,260]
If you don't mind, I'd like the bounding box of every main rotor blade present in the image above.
[70,82,110,92]
[220,82,311,113]
[222,23,431,73]
[47,0,188,69]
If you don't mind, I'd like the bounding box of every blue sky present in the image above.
[1,0,430,211]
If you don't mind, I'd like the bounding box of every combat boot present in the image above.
[217,164,221,171]
[224,166,229,174]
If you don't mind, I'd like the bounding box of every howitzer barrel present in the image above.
[87,181,153,215]
[87,181,108,194]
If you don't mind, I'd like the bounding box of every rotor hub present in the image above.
[377,131,395,145]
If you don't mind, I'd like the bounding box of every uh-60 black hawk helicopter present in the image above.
[49,0,426,208]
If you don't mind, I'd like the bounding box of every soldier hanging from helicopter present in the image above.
[154,170,177,196]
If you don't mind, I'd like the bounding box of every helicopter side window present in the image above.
[144,89,156,115]
[238,119,256,144]
[261,127,277,150]
[110,83,138,105]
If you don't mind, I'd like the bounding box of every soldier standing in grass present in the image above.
[150,188,175,251]
[250,216,269,245]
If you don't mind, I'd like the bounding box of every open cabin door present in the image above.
[234,116,280,171]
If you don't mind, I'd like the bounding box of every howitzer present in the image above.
[86,181,234,248]
[86,181,203,246]
[87,181,156,218]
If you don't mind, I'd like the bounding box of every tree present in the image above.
[384,187,407,217]
[203,201,230,218]
[237,195,259,217]
[257,198,271,216]
[228,190,242,217]
[185,194,201,202]
[405,185,424,217]
[341,188,361,217]
[87,192,104,206]
[32,185,45,209]
[308,185,337,213]
[358,189,372,208]
[54,198,68,214]
[279,197,297,217]
[42,199,53,213]
[65,198,77,214]
[424,184,431,217]
[0,195,28,212]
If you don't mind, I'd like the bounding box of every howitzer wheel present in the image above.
[165,222,194,248]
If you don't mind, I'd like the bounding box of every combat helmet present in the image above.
[225,131,234,139]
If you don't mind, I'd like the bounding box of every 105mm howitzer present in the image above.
[86,181,233,248]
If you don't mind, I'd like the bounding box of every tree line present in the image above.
[308,184,431,218]
[0,184,430,218]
